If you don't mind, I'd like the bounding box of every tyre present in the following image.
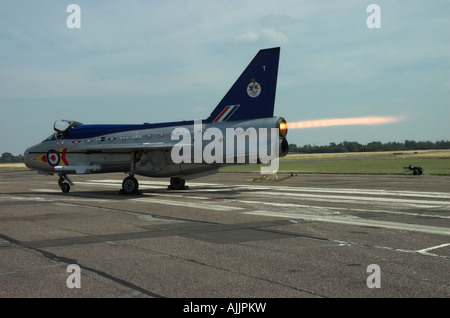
[122,176,139,194]
[60,182,70,193]
[170,177,185,190]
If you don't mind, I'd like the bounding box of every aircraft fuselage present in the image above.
[24,117,288,178]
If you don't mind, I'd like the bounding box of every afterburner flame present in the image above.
[287,116,404,130]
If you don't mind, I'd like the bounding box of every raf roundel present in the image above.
[46,149,61,167]
[247,81,261,98]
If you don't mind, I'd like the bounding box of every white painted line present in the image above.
[228,199,450,219]
[243,211,450,236]
[2,194,111,203]
[237,184,450,199]
[0,195,48,202]
[254,191,450,209]
[26,186,236,211]
[416,243,450,254]
[132,197,242,211]
[274,187,450,200]
[346,207,450,219]
[30,188,62,193]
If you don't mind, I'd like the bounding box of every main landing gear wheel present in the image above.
[121,176,139,194]
[168,177,188,190]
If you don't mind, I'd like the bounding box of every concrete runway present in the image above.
[0,170,449,298]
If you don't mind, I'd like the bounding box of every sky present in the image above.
[1,0,449,155]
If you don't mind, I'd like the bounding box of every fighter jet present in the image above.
[24,47,289,193]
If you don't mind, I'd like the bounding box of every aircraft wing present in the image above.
[51,141,183,174]
[78,141,183,154]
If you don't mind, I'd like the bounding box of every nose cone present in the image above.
[23,147,35,169]
[23,144,44,171]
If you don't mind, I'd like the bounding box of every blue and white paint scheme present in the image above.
[24,48,288,193]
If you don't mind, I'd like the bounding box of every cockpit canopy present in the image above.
[44,120,83,141]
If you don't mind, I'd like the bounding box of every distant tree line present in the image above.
[289,140,450,154]
[0,152,24,163]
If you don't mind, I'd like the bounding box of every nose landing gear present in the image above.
[58,174,74,193]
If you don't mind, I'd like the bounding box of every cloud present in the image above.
[260,28,289,44]
[233,28,288,44]
[233,31,259,43]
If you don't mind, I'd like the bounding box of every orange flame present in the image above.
[287,116,404,130]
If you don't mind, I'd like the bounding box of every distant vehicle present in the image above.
[404,165,423,175]
[24,48,289,193]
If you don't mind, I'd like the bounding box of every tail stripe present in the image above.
[213,105,240,123]
[213,106,231,122]
[222,105,240,121]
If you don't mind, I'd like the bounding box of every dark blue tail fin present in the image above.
[205,47,280,123]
